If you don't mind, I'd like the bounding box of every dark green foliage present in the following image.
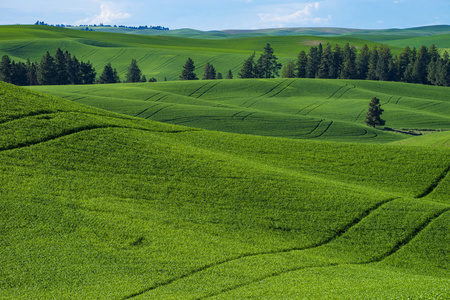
[80,60,96,84]
[239,53,256,79]
[0,55,13,83]
[356,44,370,80]
[179,57,198,80]
[98,63,120,84]
[366,46,379,80]
[54,48,69,85]
[126,59,143,83]
[281,59,295,78]
[365,97,385,128]
[37,51,57,85]
[226,69,233,79]
[306,46,320,78]
[202,62,216,80]
[317,44,333,79]
[340,43,357,79]
[217,72,223,79]
[255,43,281,78]
[148,77,157,82]
[296,51,308,78]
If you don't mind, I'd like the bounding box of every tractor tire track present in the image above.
[315,121,333,138]
[153,55,180,71]
[196,82,221,99]
[198,207,450,300]
[145,93,161,101]
[396,96,402,104]
[334,84,355,100]
[134,103,163,117]
[416,165,450,199]
[306,119,325,135]
[122,197,398,299]
[326,84,348,99]
[144,105,173,119]
[354,108,367,122]
[269,80,296,98]
[188,83,209,97]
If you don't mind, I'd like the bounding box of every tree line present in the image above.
[279,43,450,86]
[2,43,449,87]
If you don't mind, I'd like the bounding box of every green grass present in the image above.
[30,78,450,144]
[1,81,449,299]
[0,25,388,82]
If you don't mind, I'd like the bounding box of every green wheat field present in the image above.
[0,25,449,299]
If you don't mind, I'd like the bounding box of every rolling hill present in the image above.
[0,25,388,82]
[1,80,449,299]
[31,78,450,144]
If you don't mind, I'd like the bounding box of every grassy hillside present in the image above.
[0,25,385,82]
[31,78,450,144]
[1,82,449,299]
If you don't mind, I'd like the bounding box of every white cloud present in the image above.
[258,2,331,27]
[75,2,131,25]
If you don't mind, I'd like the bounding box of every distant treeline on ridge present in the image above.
[34,21,169,31]
[1,42,450,87]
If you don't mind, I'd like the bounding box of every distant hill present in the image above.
[70,24,450,40]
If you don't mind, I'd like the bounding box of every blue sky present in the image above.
[1,0,449,30]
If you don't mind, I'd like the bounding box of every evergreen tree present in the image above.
[398,46,412,82]
[356,44,370,80]
[295,51,308,78]
[99,63,118,84]
[0,55,13,83]
[179,58,198,80]
[306,46,319,78]
[140,75,147,82]
[238,53,256,79]
[340,43,357,79]
[412,45,429,84]
[69,55,83,84]
[54,48,69,85]
[202,62,216,80]
[217,72,223,79]
[38,51,57,85]
[226,69,233,79]
[126,59,142,83]
[376,44,393,81]
[256,43,281,78]
[366,46,378,80]
[317,43,332,79]
[281,59,295,78]
[330,44,342,79]
[11,61,28,86]
[365,97,385,128]
[26,59,38,86]
[80,61,96,84]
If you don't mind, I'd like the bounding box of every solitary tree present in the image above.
[365,97,385,128]
[179,58,198,80]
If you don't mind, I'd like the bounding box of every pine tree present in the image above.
[217,72,223,79]
[398,46,412,82]
[238,53,256,79]
[366,46,378,80]
[365,97,385,128]
[330,44,342,79]
[376,44,393,81]
[202,62,216,80]
[80,61,96,84]
[317,43,332,79]
[306,46,319,78]
[281,59,295,78]
[179,58,198,80]
[0,55,13,83]
[226,69,233,79]
[412,45,429,84]
[11,61,28,86]
[356,44,370,80]
[54,48,69,85]
[38,51,57,85]
[340,43,357,79]
[99,63,118,84]
[126,59,142,83]
[256,43,281,78]
[295,51,307,78]
[26,59,38,86]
